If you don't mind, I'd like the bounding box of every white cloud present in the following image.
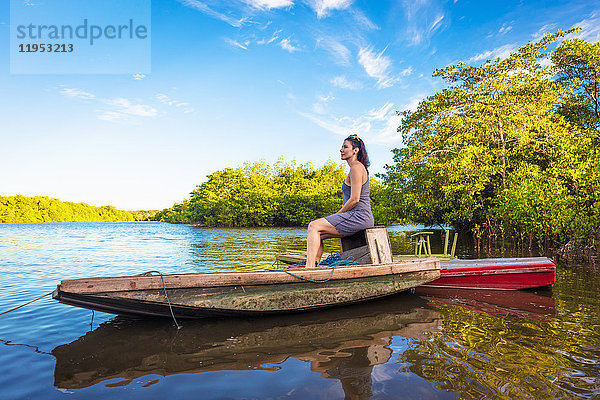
[358,47,398,89]
[532,23,558,41]
[257,30,281,45]
[468,44,515,63]
[299,102,403,144]
[569,12,600,42]
[315,37,352,66]
[156,94,176,106]
[59,88,189,122]
[245,0,294,9]
[280,38,300,52]
[317,93,335,102]
[331,75,362,90]
[178,0,248,27]
[350,9,379,30]
[60,88,96,99]
[132,74,146,80]
[402,0,447,45]
[400,66,413,76]
[313,92,335,114]
[499,22,512,35]
[101,98,158,120]
[156,94,195,113]
[305,0,353,18]
[224,37,249,50]
[430,14,444,33]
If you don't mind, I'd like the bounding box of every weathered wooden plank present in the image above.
[366,228,393,264]
[61,270,439,315]
[340,245,371,265]
[58,258,440,295]
[340,226,393,264]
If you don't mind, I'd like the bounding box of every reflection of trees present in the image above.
[186,226,341,271]
[403,287,600,399]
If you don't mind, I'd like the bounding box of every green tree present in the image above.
[380,29,600,248]
[0,195,141,223]
[553,37,600,131]
[156,159,352,227]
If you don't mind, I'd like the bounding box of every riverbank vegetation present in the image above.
[156,30,599,255]
[154,160,390,226]
[379,30,600,253]
[0,195,149,223]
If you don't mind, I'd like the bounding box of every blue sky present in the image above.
[1,0,599,210]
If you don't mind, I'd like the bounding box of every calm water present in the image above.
[0,222,599,399]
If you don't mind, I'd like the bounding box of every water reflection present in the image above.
[51,294,441,397]
[416,287,557,320]
[407,282,600,399]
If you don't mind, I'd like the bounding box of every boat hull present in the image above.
[53,259,440,318]
[422,257,555,290]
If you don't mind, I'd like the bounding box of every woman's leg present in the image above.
[307,218,342,267]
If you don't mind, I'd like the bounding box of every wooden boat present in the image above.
[52,258,440,318]
[418,257,556,290]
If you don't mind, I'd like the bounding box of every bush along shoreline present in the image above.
[0,195,154,223]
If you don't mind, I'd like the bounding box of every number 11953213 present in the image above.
[19,43,74,53]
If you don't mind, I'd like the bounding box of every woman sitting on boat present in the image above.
[305,134,374,268]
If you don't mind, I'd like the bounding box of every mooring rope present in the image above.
[269,254,359,283]
[0,292,53,316]
[139,271,181,329]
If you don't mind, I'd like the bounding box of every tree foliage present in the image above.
[155,159,388,227]
[0,195,142,223]
[379,30,600,248]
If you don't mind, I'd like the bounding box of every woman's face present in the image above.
[340,140,357,160]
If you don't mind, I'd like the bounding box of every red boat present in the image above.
[420,257,556,290]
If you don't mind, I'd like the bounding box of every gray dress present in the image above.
[325,180,375,236]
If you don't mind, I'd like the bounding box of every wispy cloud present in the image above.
[313,92,335,114]
[315,37,352,66]
[498,22,513,35]
[299,102,403,144]
[257,29,281,45]
[224,37,249,50]
[60,87,96,100]
[532,23,558,41]
[401,0,447,45]
[305,0,353,19]
[132,74,146,80]
[279,37,300,52]
[178,0,249,27]
[99,98,158,122]
[331,75,362,90]
[244,0,294,10]
[350,8,379,30]
[569,12,600,42]
[58,88,193,123]
[358,47,400,89]
[468,43,515,63]
[156,94,195,113]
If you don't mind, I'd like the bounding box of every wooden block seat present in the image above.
[340,226,393,265]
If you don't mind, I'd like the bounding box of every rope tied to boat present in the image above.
[270,252,359,283]
[138,271,181,329]
[0,292,53,316]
